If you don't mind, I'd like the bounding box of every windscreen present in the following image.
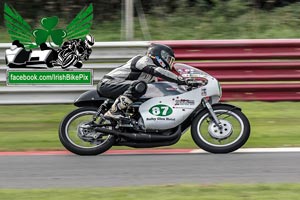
[174,63,210,81]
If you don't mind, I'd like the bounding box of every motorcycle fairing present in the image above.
[139,66,221,130]
[139,88,202,130]
[5,47,29,67]
[141,81,185,98]
[5,46,54,68]
[28,50,52,64]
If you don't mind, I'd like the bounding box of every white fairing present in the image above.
[30,50,51,62]
[139,63,222,130]
[5,47,52,64]
[5,47,23,63]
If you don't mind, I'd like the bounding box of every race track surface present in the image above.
[0,152,299,188]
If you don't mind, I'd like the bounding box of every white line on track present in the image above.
[190,147,300,154]
[1,147,300,156]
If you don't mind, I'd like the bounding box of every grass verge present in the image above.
[0,184,300,200]
[0,101,299,151]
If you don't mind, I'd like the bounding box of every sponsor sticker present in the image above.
[174,99,195,106]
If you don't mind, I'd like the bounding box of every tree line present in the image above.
[0,0,299,26]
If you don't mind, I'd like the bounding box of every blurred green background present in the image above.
[1,0,300,42]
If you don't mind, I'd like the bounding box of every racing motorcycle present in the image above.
[59,63,251,155]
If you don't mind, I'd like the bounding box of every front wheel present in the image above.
[59,107,115,155]
[191,104,250,153]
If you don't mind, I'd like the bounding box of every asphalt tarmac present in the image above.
[0,152,299,188]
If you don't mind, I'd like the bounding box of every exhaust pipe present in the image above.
[95,126,181,142]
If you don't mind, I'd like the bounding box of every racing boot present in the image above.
[104,95,133,120]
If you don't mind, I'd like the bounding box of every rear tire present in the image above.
[191,104,250,153]
[59,107,115,155]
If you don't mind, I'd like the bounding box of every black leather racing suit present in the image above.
[97,55,185,100]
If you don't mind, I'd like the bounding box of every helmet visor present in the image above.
[85,34,95,48]
[161,50,175,70]
[168,56,175,70]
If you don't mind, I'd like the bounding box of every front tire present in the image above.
[59,107,115,155]
[191,104,250,153]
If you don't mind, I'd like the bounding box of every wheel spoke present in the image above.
[59,108,115,155]
[197,109,244,147]
[65,111,112,149]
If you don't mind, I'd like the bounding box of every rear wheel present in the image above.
[59,107,115,155]
[191,104,250,153]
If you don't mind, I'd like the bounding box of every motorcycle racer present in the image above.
[58,34,95,68]
[97,43,187,120]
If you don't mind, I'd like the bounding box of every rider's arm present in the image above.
[144,65,186,84]
[61,39,79,50]
[135,56,186,84]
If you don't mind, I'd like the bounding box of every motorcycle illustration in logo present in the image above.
[4,3,94,69]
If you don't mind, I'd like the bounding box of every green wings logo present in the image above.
[4,3,93,49]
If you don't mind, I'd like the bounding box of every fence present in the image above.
[0,39,300,104]
[158,39,300,101]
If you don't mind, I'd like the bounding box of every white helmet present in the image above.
[84,34,95,48]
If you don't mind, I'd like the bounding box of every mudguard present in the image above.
[74,90,113,107]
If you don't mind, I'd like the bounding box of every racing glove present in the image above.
[177,76,187,85]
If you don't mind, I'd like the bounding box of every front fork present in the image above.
[202,98,222,129]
